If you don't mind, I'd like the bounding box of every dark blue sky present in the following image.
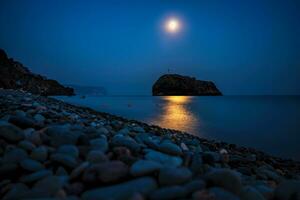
[0,0,299,95]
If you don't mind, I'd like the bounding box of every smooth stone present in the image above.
[117,128,130,135]
[25,175,68,198]
[20,159,44,171]
[274,180,300,200]
[184,180,206,194]
[190,153,203,174]
[15,110,27,117]
[3,148,28,163]
[205,169,242,195]
[82,177,157,200]
[57,144,79,158]
[70,162,90,180]
[18,140,36,151]
[132,126,145,133]
[111,135,141,152]
[158,141,182,156]
[90,137,108,152]
[254,184,274,199]
[33,114,45,123]
[9,116,36,129]
[86,150,108,164]
[0,163,18,176]
[46,125,81,147]
[51,153,78,168]
[20,169,52,183]
[31,146,48,162]
[159,167,192,186]
[130,160,162,176]
[0,123,25,142]
[2,183,29,200]
[145,150,182,167]
[240,186,266,200]
[149,186,187,200]
[82,161,128,183]
[209,187,240,200]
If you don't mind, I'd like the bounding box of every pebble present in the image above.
[0,122,25,142]
[18,140,36,151]
[190,153,203,174]
[130,160,162,176]
[184,180,206,194]
[20,169,52,183]
[145,150,182,167]
[82,177,157,200]
[3,148,28,163]
[20,159,44,171]
[9,116,36,129]
[33,113,45,123]
[30,146,48,162]
[111,135,141,152]
[158,140,183,156]
[149,186,187,200]
[57,144,79,158]
[205,169,242,195]
[240,186,266,200]
[82,161,128,183]
[86,150,108,163]
[158,167,192,186]
[209,187,240,200]
[90,137,108,152]
[51,153,78,168]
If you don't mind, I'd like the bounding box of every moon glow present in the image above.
[165,18,181,33]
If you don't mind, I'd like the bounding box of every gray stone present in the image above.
[20,169,52,183]
[86,150,108,164]
[145,150,182,167]
[70,162,90,180]
[158,140,182,156]
[130,160,162,176]
[57,144,79,158]
[20,159,44,171]
[205,169,242,195]
[9,116,36,129]
[31,146,48,162]
[18,140,36,151]
[274,180,300,200]
[209,187,240,200]
[111,135,141,152]
[33,114,45,123]
[90,137,108,152]
[46,125,81,147]
[82,177,157,200]
[184,180,206,194]
[159,167,192,186]
[132,126,145,133]
[240,186,266,200]
[2,183,29,200]
[3,148,28,163]
[0,122,25,142]
[51,153,78,168]
[149,186,187,200]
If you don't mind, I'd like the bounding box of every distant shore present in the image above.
[0,88,299,199]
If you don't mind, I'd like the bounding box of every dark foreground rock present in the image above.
[0,49,74,96]
[152,74,222,96]
[0,89,299,200]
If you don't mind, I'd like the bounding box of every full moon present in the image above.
[165,18,181,33]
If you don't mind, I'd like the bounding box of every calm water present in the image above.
[56,95,300,160]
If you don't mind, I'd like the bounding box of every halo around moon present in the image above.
[165,17,181,33]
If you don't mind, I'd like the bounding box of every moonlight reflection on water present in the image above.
[151,96,199,135]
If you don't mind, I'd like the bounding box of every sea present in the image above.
[55,95,300,161]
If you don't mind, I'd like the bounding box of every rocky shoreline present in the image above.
[0,89,299,200]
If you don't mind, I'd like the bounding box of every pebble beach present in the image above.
[0,89,300,200]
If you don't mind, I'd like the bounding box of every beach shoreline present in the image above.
[0,88,299,199]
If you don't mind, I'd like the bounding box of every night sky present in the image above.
[0,0,299,95]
